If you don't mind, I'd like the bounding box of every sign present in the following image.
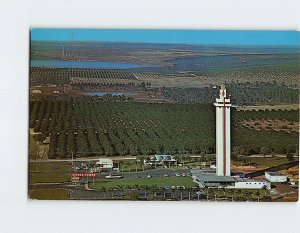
[71,176,80,183]
[71,173,96,177]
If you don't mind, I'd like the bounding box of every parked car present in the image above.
[196,191,206,196]
[105,175,122,179]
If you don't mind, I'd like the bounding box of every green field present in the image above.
[29,173,70,184]
[90,177,196,190]
[29,188,70,200]
[30,164,72,172]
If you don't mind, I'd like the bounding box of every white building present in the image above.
[265,172,287,183]
[214,85,232,176]
[146,154,176,165]
[96,158,113,169]
[31,90,42,94]
[235,181,271,189]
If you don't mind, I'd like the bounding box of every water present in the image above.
[30,60,144,69]
[84,92,133,97]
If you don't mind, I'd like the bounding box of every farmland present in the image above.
[30,66,299,105]
[232,108,298,154]
[203,64,300,86]
[30,67,137,87]
[29,97,299,158]
[29,42,300,108]
[30,64,300,90]
[162,83,299,104]
[30,42,300,91]
[29,97,215,158]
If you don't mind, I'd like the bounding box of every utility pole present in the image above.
[71,151,74,171]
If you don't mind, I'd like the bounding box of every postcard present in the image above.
[29,29,299,201]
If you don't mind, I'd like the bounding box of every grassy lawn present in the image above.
[29,173,70,184]
[90,177,196,190]
[29,188,70,200]
[29,164,72,172]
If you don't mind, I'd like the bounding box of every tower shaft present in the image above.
[214,85,231,176]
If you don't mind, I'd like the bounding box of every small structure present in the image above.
[192,169,272,190]
[191,169,236,188]
[31,90,42,94]
[235,181,271,189]
[71,176,80,184]
[146,154,177,166]
[265,172,287,183]
[96,158,113,170]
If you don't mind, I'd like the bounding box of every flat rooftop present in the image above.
[191,169,236,183]
[265,172,286,176]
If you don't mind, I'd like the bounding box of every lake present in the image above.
[30,60,144,69]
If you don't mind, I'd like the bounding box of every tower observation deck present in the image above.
[214,85,232,176]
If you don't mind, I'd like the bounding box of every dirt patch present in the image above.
[241,119,299,133]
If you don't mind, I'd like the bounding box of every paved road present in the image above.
[30,165,191,179]
[96,168,190,179]
[245,161,299,178]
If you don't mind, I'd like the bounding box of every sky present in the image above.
[31,29,300,46]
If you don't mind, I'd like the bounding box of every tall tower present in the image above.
[214,85,232,176]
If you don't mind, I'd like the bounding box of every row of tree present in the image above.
[29,96,299,158]
[162,82,299,104]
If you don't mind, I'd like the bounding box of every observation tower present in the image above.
[214,85,232,176]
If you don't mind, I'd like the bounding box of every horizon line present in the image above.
[30,40,300,48]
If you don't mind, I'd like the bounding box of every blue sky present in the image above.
[31,29,300,46]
